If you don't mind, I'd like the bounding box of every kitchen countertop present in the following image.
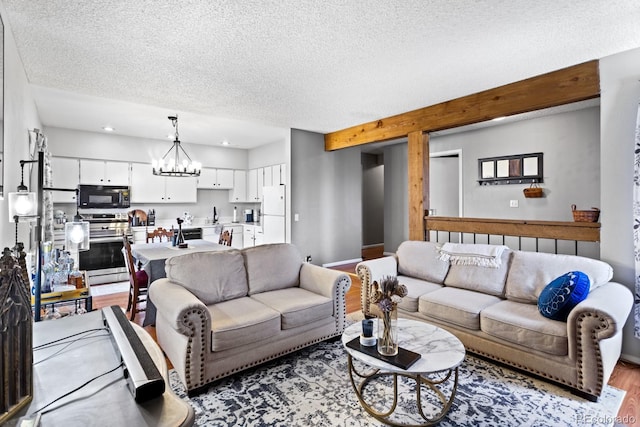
[130,219,261,231]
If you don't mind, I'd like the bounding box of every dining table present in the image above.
[130,239,233,326]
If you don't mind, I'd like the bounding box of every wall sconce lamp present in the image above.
[8,152,90,321]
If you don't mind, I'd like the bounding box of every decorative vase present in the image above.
[377,306,398,356]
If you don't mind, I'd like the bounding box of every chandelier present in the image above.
[152,115,201,177]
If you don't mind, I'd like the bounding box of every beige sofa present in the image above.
[150,243,351,394]
[357,240,633,401]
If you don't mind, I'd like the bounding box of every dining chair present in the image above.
[219,229,233,246]
[146,227,174,243]
[122,235,149,321]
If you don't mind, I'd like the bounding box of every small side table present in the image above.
[32,271,92,318]
[342,318,465,426]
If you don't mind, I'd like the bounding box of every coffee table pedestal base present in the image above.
[348,355,459,426]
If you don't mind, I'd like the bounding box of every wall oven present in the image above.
[77,214,131,284]
[78,185,131,209]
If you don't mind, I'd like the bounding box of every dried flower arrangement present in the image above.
[370,276,407,355]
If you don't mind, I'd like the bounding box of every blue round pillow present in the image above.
[538,271,590,321]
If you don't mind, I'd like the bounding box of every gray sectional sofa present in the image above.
[356,240,633,401]
[150,243,351,394]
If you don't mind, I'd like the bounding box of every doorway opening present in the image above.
[429,149,463,218]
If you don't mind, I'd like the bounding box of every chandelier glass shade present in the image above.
[152,115,201,177]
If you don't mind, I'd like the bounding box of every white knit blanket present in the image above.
[438,243,507,268]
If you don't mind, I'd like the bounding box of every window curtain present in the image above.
[634,104,640,339]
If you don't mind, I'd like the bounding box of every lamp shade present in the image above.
[8,191,37,220]
[65,221,90,251]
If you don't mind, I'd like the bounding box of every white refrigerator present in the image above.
[262,185,286,243]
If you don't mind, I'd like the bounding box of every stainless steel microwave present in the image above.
[78,185,131,209]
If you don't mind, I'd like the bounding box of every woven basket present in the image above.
[571,204,600,222]
[523,183,543,198]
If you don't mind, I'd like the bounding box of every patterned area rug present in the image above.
[168,339,625,427]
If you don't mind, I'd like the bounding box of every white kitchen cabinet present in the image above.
[243,224,263,247]
[263,166,273,187]
[276,163,287,185]
[247,169,258,202]
[130,163,197,203]
[80,159,130,186]
[247,168,265,202]
[197,168,234,189]
[51,157,80,203]
[229,170,247,202]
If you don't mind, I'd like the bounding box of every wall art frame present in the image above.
[478,152,543,186]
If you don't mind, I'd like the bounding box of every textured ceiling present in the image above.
[2,1,640,148]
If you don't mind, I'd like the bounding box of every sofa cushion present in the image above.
[397,241,450,284]
[165,250,248,305]
[209,297,281,352]
[538,271,590,321]
[419,287,502,330]
[481,300,568,356]
[251,288,333,330]
[504,251,612,304]
[395,275,442,312]
[443,249,512,297]
[244,244,302,295]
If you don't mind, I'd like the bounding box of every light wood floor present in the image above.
[92,254,639,426]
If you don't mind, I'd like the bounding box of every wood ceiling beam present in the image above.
[324,60,600,151]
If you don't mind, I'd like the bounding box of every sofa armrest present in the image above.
[300,263,351,333]
[567,281,633,395]
[149,278,210,335]
[356,256,398,317]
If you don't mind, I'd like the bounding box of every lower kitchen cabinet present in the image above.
[243,225,263,247]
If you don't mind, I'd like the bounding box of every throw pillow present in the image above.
[538,271,590,321]
[135,269,149,288]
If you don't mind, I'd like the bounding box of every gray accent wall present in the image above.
[290,129,362,266]
[383,143,409,253]
[430,106,601,221]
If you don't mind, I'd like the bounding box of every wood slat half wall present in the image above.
[425,216,601,243]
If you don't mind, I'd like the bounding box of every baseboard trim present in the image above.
[322,258,362,268]
[382,251,394,257]
[362,244,384,249]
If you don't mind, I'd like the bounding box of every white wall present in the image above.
[0,4,42,249]
[44,126,248,169]
[599,47,640,362]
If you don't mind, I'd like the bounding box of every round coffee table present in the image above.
[342,318,465,426]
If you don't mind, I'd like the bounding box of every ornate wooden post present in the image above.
[0,247,33,423]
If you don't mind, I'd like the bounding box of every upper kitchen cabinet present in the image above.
[197,168,234,189]
[51,157,80,203]
[130,163,197,203]
[247,168,264,202]
[272,163,287,185]
[229,170,247,203]
[80,159,130,186]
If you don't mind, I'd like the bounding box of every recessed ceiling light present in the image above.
[221,140,230,146]
[102,126,115,132]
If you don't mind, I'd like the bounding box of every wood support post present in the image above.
[408,131,429,241]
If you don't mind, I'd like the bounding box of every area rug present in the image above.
[168,339,625,427]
